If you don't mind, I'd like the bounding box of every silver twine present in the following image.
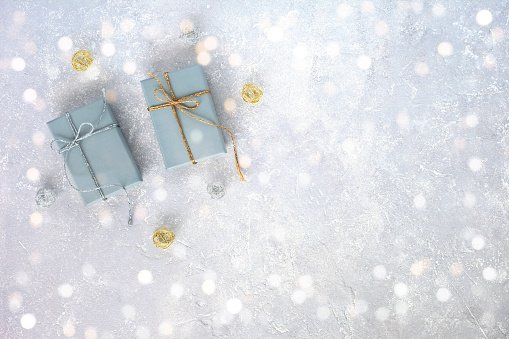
[50,90,133,225]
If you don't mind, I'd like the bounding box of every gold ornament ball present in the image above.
[153,228,175,249]
[72,50,93,71]
[242,84,263,103]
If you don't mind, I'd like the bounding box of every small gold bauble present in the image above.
[242,84,263,103]
[153,228,175,249]
[71,50,93,71]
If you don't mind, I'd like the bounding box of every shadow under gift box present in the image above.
[46,99,142,207]
[140,64,227,170]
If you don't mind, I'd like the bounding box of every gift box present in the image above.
[140,64,227,170]
[47,98,142,207]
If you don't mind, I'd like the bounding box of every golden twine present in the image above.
[147,72,246,181]
[242,84,263,103]
[153,228,175,249]
[71,50,93,71]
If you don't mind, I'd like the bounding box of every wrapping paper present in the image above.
[47,99,142,206]
[140,65,227,170]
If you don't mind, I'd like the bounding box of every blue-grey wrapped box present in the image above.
[47,99,142,207]
[140,64,227,170]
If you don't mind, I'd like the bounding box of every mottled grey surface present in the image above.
[1,1,508,338]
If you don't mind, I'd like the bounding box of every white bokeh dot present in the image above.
[158,321,173,336]
[468,157,483,172]
[357,55,372,70]
[436,287,451,302]
[323,82,337,96]
[267,26,284,42]
[476,10,493,26]
[171,283,184,298]
[341,138,355,153]
[297,173,311,187]
[138,270,153,285]
[122,304,136,319]
[396,111,410,129]
[415,61,429,77]
[153,188,168,201]
[16,272,30,286]
[291,290,307,304]
[226,298,242,314]
[239,156,251,169]
[171,243,186,259]
[228,53,242,67]
[465,114,479,127]
[63,324,75,337]
[293,44,308,59]
[203,36,218,50]
[375,307,390,321]
[394,283,409,298]
[355,299,368,314]
[482,267,497,281]
[484,54,497,68]
[9,292,23,312]
[373,265,387,280]
[123,62,136,75]
[23,88,37,103]
[337,3,353,18]
[102,22,115,38]
[142,25,161,40]
[29,212,42,228]
[258,172,270,184]
[202,280,216,295]
[464,193,476,208]
[361,1,375,14]
[395,301,408,315]
[11,57,26,71]
[317,306,330,320]
[13,11,26,25]
[136,325,151,339]
[82,263,96,279]
[491,27,504,42]
[57,284,73,298]
[57,36,73,51]
[268,274,281,288]
[26,167,40,182]
[471,236,485,250]
[32,131,45,146]
[101,42,116,57]
[223,98,236,114]
[326,41,340,58]
[437,42,453,56]
[197,52,211,66]
[412,2,423,14]
[432,3,446,17]
[375,21,389,35]
[84,328,97,339]
[180,19,194,33]
[20,313,37,329]
[120,18,135,32]
[298,275,313,289]
[413,194,426,210]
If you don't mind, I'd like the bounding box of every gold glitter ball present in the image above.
[242,84,263,103]
[153,228,175,249]
[71,50,93,71]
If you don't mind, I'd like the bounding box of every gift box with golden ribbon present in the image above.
[140,64,245,181]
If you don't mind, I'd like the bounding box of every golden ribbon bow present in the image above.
[147,72,246,181]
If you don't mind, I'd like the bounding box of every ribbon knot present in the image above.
[147,72,246,181]
[54,122,95,154]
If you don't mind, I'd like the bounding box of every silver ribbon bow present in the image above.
[50,92,133,225]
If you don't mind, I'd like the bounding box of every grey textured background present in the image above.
[1,0,508,338]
